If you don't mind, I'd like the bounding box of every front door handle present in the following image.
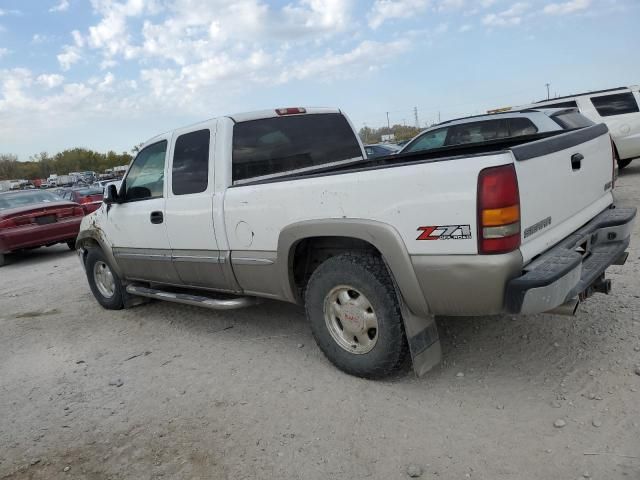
[150,211,164,224]
[571,153,584,170]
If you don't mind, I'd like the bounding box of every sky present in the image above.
[1,0,639,160]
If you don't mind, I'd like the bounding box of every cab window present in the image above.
[172,129,210,195]
[123,141,167,202]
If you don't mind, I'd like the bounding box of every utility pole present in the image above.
[386,112,390,130]
[413,106,419,128]
[545,83,550,100]
[438,111,441,123]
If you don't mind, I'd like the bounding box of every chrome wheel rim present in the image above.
[93,261,116,299]
[324,286,378,354]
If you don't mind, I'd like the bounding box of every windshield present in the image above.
[0,191,64,210]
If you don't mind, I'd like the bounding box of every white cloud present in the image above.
[543,0,590,15]
[72,30,85,47]
[37,74,65,89]
[459,24,472,32]
[437,0,465,11]
[0,8,21,16]
[280,39,410,82]
[98,72,115,90]
[49,0,70,13]
[483,2,530,27]
[368,0,431,29]
[57,45,82,70]
[0,47,9,58]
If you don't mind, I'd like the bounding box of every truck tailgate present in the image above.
[510,124,614,263]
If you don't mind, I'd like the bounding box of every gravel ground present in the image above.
[1,166,639,480]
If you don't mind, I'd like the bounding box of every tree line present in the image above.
[0,148,133,181]
[358,124,424,144]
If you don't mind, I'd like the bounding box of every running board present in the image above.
[125,285,260,310]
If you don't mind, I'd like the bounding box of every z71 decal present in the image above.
[416,225,472,241]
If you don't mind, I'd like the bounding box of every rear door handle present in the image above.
[150,211,164,224]
[571,153,584,170]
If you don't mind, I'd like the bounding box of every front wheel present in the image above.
[305,253,408,378]
[85,248,125,310]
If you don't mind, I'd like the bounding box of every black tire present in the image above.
[85,248,125,310]
[305,253,408,378]
[0,253,5,267]
[67,239,76,250]
[617,158,632,169]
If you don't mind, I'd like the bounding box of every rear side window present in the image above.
[232,113,362,182]
[445,119,509,145]
[172,129,210,195]
[590,92,639,117]
[551,111,595,129]
[507,118,538,136]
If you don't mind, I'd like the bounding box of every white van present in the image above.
[513,86,640,169]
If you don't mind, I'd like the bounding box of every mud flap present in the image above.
[398,296,442,377]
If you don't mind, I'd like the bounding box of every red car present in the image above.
[0,190,85,266]
[59,187,104,214]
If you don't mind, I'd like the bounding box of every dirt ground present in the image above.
[1,167,639,480]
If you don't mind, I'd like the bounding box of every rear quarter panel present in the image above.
[223,153,515,256]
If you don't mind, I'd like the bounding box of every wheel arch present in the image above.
[276,219,430,317]
[76,229,122,277]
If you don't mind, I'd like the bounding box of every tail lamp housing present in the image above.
[477,164,521,254]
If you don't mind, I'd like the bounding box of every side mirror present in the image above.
[104,184,119,204]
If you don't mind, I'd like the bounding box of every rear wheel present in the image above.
[67,239,76,250]
[305,253,408,378]
[85,248,125,310]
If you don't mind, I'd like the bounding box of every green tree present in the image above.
[0,149,133,181]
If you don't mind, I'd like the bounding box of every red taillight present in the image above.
[0,216,30,229]
[73,206,85,216]
[276,107,306,116]
[477,164,521,255]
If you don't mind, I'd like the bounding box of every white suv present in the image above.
[400,108,593,154]
[512,86,640,169]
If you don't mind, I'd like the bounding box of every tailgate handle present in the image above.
[150,211,164,224]
[571,153,584,170]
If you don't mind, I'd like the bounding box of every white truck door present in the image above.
[108,136,181,284]
[164,122,231,290]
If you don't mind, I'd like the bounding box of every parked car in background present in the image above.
[364,143,400,158]
[92,180,123,193]
[400,108,594,154]
[0,190,85,266]
[59,186,104,213]
[509,86,640,169]
[91,180,111,190]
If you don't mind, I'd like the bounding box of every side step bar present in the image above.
[125,285,260,310]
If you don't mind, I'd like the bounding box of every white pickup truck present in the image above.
[77,107,636,378]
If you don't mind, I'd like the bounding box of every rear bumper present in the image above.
[0,217,81,253]
[506,205,636,314]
